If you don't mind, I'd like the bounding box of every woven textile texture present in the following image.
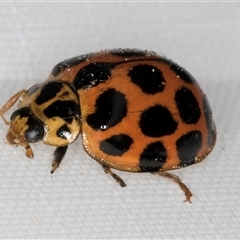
[0,2,239,239]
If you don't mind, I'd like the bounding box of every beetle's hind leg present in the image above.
[153,171,193,203]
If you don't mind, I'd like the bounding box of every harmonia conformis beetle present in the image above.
[0,49,216,202]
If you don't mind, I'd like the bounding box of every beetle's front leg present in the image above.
[51,146,68,174]
[0,89,27,125]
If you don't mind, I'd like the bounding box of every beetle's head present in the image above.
[2,81,81,159]
[6,107,44,158]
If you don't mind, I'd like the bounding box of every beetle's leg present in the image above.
[0,89,27,125]
[153,171,192,203]
[25,144,34,159]
[102,164,127,187]
[51,146,68,174]
[6,126,34,158]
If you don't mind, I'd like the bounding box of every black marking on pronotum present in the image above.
[43,100,79,124]
[36,82,63,105]
[57,124,71,140]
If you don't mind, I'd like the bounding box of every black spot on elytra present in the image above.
[87,88,127,131]
[109,49,147,57]
[203,95,215,145]
[51,53,94,77]
[170,63,195,84]
[139,105,178,137]
[43,100,79,124]
[128,64,166,94]
[177,131,202,167]
[175,87,201,124]
[139,141,167,172]
[36,82,63,105]
[57,124,71,139]
[100,134,133,156]
[72,62,115,90]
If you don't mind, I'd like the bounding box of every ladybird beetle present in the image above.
[0,49,216,202]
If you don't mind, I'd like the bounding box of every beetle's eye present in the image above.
[10,107,45,143]
[24,116,44,143]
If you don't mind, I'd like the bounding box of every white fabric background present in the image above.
[0,2,239,239]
